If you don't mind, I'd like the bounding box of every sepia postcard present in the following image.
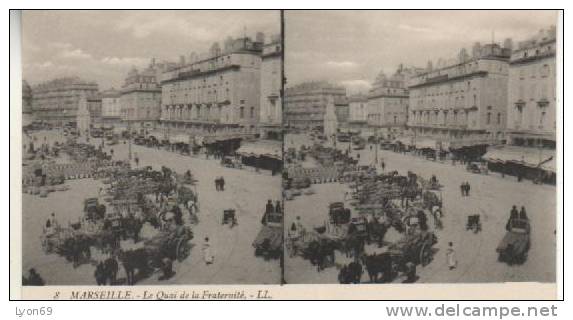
[9,9,562,300]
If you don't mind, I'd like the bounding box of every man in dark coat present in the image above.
[265,200,274,215]
[519,206,528,220]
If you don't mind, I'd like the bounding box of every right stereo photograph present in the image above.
[282,10,558,285]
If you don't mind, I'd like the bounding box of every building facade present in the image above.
[120,61,163,131]
[259,34,283,140]
[22,80,34,125]
[284,81,346,131]
[407,42,511,150]
[31,77,99,126]
[86,94,102,127]
[506,26,556,149]
[367,68,410,134]
[101,88,122,127]
[160,35,264,137]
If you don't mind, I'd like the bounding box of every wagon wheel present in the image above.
[175,238,189,262]
[419,243,432,266]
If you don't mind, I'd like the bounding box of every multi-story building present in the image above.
[160,35,264,137]
[284,81,346,131]
[86,94,102,127]
[259,34,283,140]
[482,27,557,184]
[22,80,34,125]
[101,88,122,127]
[120,60,163,131]
[407,42,511,151]
[367,67,411,135]
[506,26,556,148]
[334,97,350,128]
[31,77,99,126]
[348,94,368,122]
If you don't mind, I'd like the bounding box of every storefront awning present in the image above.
[169,134,190,144]
[415,138,437,149]
[236,141,282,160]
[483,146,555,168]
[539,158,556,173]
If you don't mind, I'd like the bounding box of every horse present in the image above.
[365,218,388,247]
[305,239,336,272]
[118,248,150,286]
[338,261,364,284]
[343,233,365,259]
[103,256,119,285]
[94,262,107,285]
[362,253,394,283]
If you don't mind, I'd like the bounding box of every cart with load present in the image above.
[387,230,438,267]
[143,225,194,268]
[253,211,283,259]
[496,218,530,264]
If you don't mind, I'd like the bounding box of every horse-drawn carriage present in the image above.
[253,211,283,259]
[329,202,351,225]
[221,156,242,169]
[497,218,530,264]
[84,198,106,221]
[387,230,437,267]
[466,214,482,233]
[142,225,194,266]
[222,209,237,227]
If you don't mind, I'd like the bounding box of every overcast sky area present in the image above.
[285,10,558,94]
[22,10,280,89]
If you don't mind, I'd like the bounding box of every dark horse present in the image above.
[338,261,363,284]
[58,234,92,268]
[362,253,394,283]
[305,239,337,272]
[97,256,119,285]
[118,248,150,285]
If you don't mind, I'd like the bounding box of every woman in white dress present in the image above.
[202,237,214,265]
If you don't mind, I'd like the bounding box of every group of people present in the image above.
[214,176,226,191]
[460,181,471,196]
[261,199,282,225]
[506,205,529,231]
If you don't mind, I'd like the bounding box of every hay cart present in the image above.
[143,225,194,268]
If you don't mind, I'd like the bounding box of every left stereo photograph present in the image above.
[15,10,284,287]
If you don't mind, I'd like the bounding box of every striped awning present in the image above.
[236,141,282,160]
[483,146,555,169]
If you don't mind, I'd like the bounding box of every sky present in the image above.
[285,10,559,94]
[22,10,280,89]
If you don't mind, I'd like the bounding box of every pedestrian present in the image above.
[202,237,214,265]
[381,161,386,172]
[265,200,274,215]
[214,177,220,191]
[134,154,139,167]
[519,206,528,220]
[446,242,457,270]
[460,183,465,197]
[275,200,282,214]
[220,176,225,191]
[510,205,519,220]
[110,148,114,157]
[466,182,471,196]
